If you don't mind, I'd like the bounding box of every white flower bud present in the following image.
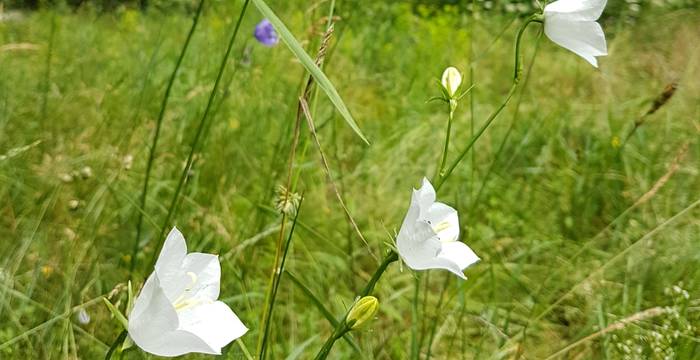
[441,67,462,98]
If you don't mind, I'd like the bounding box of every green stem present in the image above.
[359,251,399,296]
[146,0,251,271]
[434,83,518,192]
[104,330,127,360]
[258,196,304,359]
[472,27,544,210]
[256,75,305,360]
[314,251,398,359]
[41,14,56,124]
[410,274,420,360]
[130,0,204,278]
[435,14,542,192]
[514,14,543,82]
[314,324,347,360]
[435,102,454,182]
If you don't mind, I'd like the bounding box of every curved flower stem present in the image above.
[129,0,204,279]
[314,251,398,360]
[359,251,399,296]
[146,0,251,271]
[514,14,544,81]
[434,83,517,192]
[434,14,542,192]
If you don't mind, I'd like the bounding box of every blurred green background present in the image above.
[1,0,699,358]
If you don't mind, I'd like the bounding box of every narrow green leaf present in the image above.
[285,270,364,356]
[250,0,370,145]
[102,298,128,331]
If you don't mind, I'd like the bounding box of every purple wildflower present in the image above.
[254,19,279,47]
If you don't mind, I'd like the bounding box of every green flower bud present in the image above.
[346,296,379,329]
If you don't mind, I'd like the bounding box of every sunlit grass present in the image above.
[0,2,699,358]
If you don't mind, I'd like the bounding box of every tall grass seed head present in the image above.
[274,185,301,216]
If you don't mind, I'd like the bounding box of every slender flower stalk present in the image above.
[258,21,342,359]
[435,83,518,192]
[436,105,454,179]
[435,16,542,191]
[314,251,398,360]
[147,0,251,271]
[130,0,205,278]
[258,196,303,360]
[256,57,306,360]
[435,67,461,180]
[514,14,544,81]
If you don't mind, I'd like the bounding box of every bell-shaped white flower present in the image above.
[128,227,247,357]
[396,178,479,279]
[544,0,608,67]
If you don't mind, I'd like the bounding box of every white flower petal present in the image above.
[398,221,441,269]
[155,227,190,301]
[545,0,607,21]
[424,202,459,242]
[415,177,437,216]
[397,178,440,266]
[396,177,480,280]
[128,274,217,357]
[545,18,607,67]
[134,329,219,357]
[129,272,158,323]
[178,301,248,352]
[438,241,480,271]
[181,253,221,302]
[420,256,468,280]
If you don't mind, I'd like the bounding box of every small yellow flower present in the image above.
[611,136,621,148]
[229,118,240,130]
[41,265,54,277]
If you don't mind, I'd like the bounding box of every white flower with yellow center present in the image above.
[396,178,479,279]
[544,0,608,68]
[128,227,247,357]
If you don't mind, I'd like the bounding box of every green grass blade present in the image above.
[259,196,304,359]
[285,270,363,356]
[250,0,369,145]
[130,0,205,279]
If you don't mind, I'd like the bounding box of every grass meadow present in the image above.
[1,1,699,358]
